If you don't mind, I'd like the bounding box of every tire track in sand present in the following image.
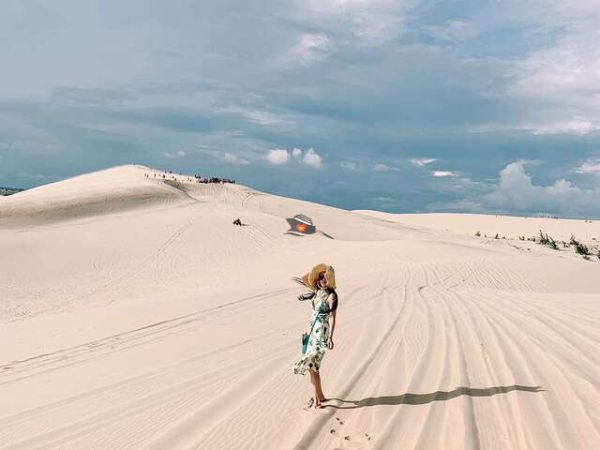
[0,288,291,384]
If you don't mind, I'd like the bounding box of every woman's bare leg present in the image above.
[308,369,324,406]
[308,370,316,403]
[313,371,326,406]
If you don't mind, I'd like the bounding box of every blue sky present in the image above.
[1,0,599,217]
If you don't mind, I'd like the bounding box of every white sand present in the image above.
[1,165,598,449]
[354,211,600,246]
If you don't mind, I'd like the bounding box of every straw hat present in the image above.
[292,263,336,290]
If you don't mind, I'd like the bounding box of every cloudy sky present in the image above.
[1,0,599,217]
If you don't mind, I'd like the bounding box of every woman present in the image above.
[292,263,338,409]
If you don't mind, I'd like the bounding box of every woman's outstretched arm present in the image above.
[327,293,337,349]
[297,291,316,301]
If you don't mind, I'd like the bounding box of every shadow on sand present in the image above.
[285,230,335,239]
[324,385,544,409]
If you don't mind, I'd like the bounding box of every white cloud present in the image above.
[511,27,600,108]
[373,163,390,172]
[224,152,250,165]
[467,119,600,135]
[575,160,600,174]
[440,176,481,193]
[432,170,456,177]
[217,106,293,127]
[302,0,413,44]
[410,157,437,167]
[264,147,322,167]
[265,148,290,165]
[481,161,600,215]
[162,150,187,159]
[528,118,600,135]
[372,162,401,172]
[506,8,600,133]
[302,147,323,168]
[422,20,479,42]
[439,160,600,216]
[289,33,332,65]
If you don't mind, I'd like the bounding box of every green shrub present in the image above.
[569,235,590,255]
[535,230,558,250]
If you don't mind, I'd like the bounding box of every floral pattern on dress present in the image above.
[293,288,334,375]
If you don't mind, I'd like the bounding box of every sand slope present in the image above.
[1,165,599,449]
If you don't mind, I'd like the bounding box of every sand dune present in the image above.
[0,165,192,226]
[354,211,600,246]
[1,165,598,449]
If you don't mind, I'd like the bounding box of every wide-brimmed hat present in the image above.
[292,263,336,290]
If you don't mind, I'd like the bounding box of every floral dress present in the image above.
[293,288,335,375]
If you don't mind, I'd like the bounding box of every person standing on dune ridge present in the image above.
[292,263,339,409]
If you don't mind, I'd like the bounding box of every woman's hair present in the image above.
[328,290,338,312]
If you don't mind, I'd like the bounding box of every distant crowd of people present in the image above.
[144,169,235,184]
[194,174,236,184]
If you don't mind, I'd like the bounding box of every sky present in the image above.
[1,0,599,218]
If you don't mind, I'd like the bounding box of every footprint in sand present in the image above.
[339,432,373,444]
[332,417,373,444]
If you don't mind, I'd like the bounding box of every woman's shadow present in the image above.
[324,385,544,409]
